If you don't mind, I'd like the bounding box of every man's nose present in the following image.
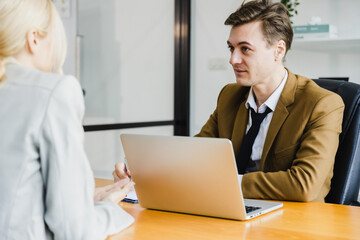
[229,50,242,65]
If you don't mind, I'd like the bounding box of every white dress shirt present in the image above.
[244,69,288,171]
[0,60,133,240]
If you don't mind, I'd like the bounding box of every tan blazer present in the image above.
[196,70,344,202]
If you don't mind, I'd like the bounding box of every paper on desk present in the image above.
[125,189,138,201]
[238,174,243,188]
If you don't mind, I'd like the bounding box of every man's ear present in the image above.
[274,40,286,62]
[26,29,40,55]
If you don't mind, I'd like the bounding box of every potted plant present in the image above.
[280,0,300,22]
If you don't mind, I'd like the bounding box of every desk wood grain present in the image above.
[96,178,360,240]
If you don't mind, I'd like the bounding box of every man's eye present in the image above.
[241,46,250,52]
[228,46,234,52]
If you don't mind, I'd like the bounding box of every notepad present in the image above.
[122,189,138,204]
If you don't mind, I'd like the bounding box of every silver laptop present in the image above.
[120,134,283,220]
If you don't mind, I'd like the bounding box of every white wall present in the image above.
[190,0,240,136]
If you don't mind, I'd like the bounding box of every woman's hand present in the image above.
[113,162,131,182]
[94,178,134,203]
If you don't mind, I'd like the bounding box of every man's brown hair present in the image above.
[225,0,293,54]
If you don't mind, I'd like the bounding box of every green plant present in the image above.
[280,0,300,20]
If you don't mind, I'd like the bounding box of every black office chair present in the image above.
[313,79,360,206]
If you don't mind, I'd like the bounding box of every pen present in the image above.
[124,158,132,180]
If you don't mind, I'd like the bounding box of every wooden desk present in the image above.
[96,178,360,240]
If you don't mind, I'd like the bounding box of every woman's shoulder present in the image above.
[5,63,78,92]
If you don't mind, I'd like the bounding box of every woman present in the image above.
[0,0,134,239]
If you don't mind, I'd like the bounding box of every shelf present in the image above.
[291,37,360,53]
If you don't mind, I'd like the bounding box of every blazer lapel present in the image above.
[260,70,297,170]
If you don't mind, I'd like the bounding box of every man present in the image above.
[114,0,344,202]
[195,0,344,202]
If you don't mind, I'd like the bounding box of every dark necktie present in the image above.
[236,107,272,174]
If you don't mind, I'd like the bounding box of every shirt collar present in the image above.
[246,68,288,113]
[4,56,19,65]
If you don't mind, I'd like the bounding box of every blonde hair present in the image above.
[0,0,67,82]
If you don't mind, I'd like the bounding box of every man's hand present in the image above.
[94,178,134,203]
[113,162,131,182]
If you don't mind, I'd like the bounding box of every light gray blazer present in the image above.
[0,61,133,240]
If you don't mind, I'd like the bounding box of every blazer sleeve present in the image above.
[195,107,219,138]
[195,85,230,138]
[241,93,345,202]
[38,76,133,239]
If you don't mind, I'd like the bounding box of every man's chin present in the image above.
[235,78,251,87]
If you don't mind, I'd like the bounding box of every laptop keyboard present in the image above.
[245,205,261,213]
